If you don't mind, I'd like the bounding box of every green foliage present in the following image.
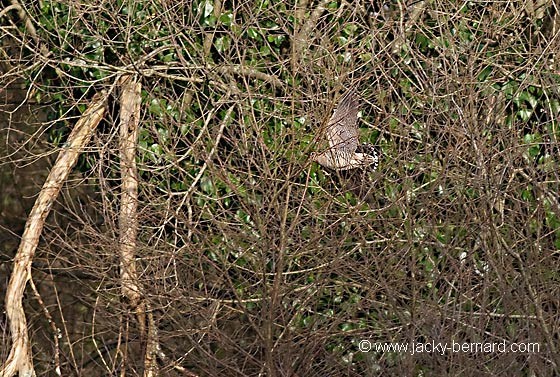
[7,0,560,375]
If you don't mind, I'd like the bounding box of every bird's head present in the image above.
[310,150,340,169]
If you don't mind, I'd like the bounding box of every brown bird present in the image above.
[311,90,378,171]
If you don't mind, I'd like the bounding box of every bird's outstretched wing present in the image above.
[325,90,359,152]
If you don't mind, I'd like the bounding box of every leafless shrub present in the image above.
[1,0,559,376]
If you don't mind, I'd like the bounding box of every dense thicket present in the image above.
[1,1,559,375]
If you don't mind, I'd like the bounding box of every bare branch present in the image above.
[0,92,106,377]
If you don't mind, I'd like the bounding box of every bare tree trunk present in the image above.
[117,75,159,376]
[1,92,106,377]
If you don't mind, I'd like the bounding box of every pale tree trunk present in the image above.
[1,92,106,377]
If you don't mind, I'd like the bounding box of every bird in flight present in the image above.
[311,90,378,171]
